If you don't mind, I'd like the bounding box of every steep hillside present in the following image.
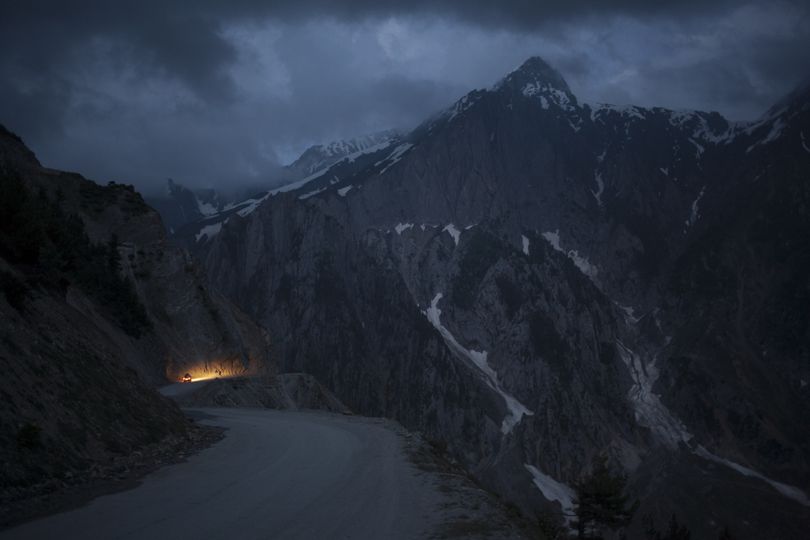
[200,58,810,538]
[0,127,275,384]
[0,124,275,495]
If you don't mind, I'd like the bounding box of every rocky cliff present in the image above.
[200,58,810,538]
[0,124,275,492]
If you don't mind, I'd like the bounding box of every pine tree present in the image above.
[107,234,121,274]
[644,514,691,540]
[573,456,638,539]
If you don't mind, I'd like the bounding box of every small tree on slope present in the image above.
[573,456,638,539]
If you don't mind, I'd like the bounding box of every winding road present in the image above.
[2,407,448,540]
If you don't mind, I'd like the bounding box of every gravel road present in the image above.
[2,408,448,540]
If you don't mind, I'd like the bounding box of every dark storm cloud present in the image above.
[1,1,808,193]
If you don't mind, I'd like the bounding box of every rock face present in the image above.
[0,125,275,489]
[200,58,810,537]
[145,179,230,234]
[3,129,274,384]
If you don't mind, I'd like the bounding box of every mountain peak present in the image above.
[519,56,567,81]
[504,57,571,91]
[494,56,576,108]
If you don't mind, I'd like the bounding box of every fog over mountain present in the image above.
[1,1,808,194]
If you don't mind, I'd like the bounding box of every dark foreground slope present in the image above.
[0,125,274,502]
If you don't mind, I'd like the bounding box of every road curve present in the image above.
[2,408,446,540]
[158,379,217,399]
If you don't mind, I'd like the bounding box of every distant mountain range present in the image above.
[146,129,402,241]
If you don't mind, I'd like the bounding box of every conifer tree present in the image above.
[573,456,637,539]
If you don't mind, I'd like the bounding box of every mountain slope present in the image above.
[0,124,279,495]
[198,57,810,538]
[170,130,403,251]
[284,129,401,178]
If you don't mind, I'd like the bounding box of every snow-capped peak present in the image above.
[286,129,401,176]
[499,57,572,93]
[493,56,576,107]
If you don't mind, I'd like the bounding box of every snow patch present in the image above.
[541,230,598,280]
[196,199,218,217]
[747,118,786,153]
[286,137,393,183]
[616,341,691,449]
[394,223,414,235]
[522,83,573,110]
[337,185,354,197]
[271,168,330,196]
[443,223,461,245]
[591,103,646,121]
[446,93,479,121]
[617,304,642,325]
[615,340,810,506]
[299,187,326,200]
[235,193,270,218]
[522,235,530,255]
[685,186,706,229]
[525,464,575,522]
[344,141,392,163]
[668,110,694,127]
[591,171,604,206]
[694,446,810,507]
[317,133,396,159]
[669,110,739,144]
[424,293,533,434]
[377,143,414,175]
[195,222,222,242]
[541,230,561,251]
[659,167,669,176]
[689,138,705,158]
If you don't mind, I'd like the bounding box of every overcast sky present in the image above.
[1,1,808,195]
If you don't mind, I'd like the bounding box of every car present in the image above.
[182,373,192,383]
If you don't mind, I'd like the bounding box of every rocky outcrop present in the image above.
[145,179,228,234]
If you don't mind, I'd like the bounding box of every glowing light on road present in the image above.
[171,362,248,384]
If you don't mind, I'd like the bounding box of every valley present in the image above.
[2,51,809,539]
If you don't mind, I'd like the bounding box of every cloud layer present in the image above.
[1,1,808,194]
